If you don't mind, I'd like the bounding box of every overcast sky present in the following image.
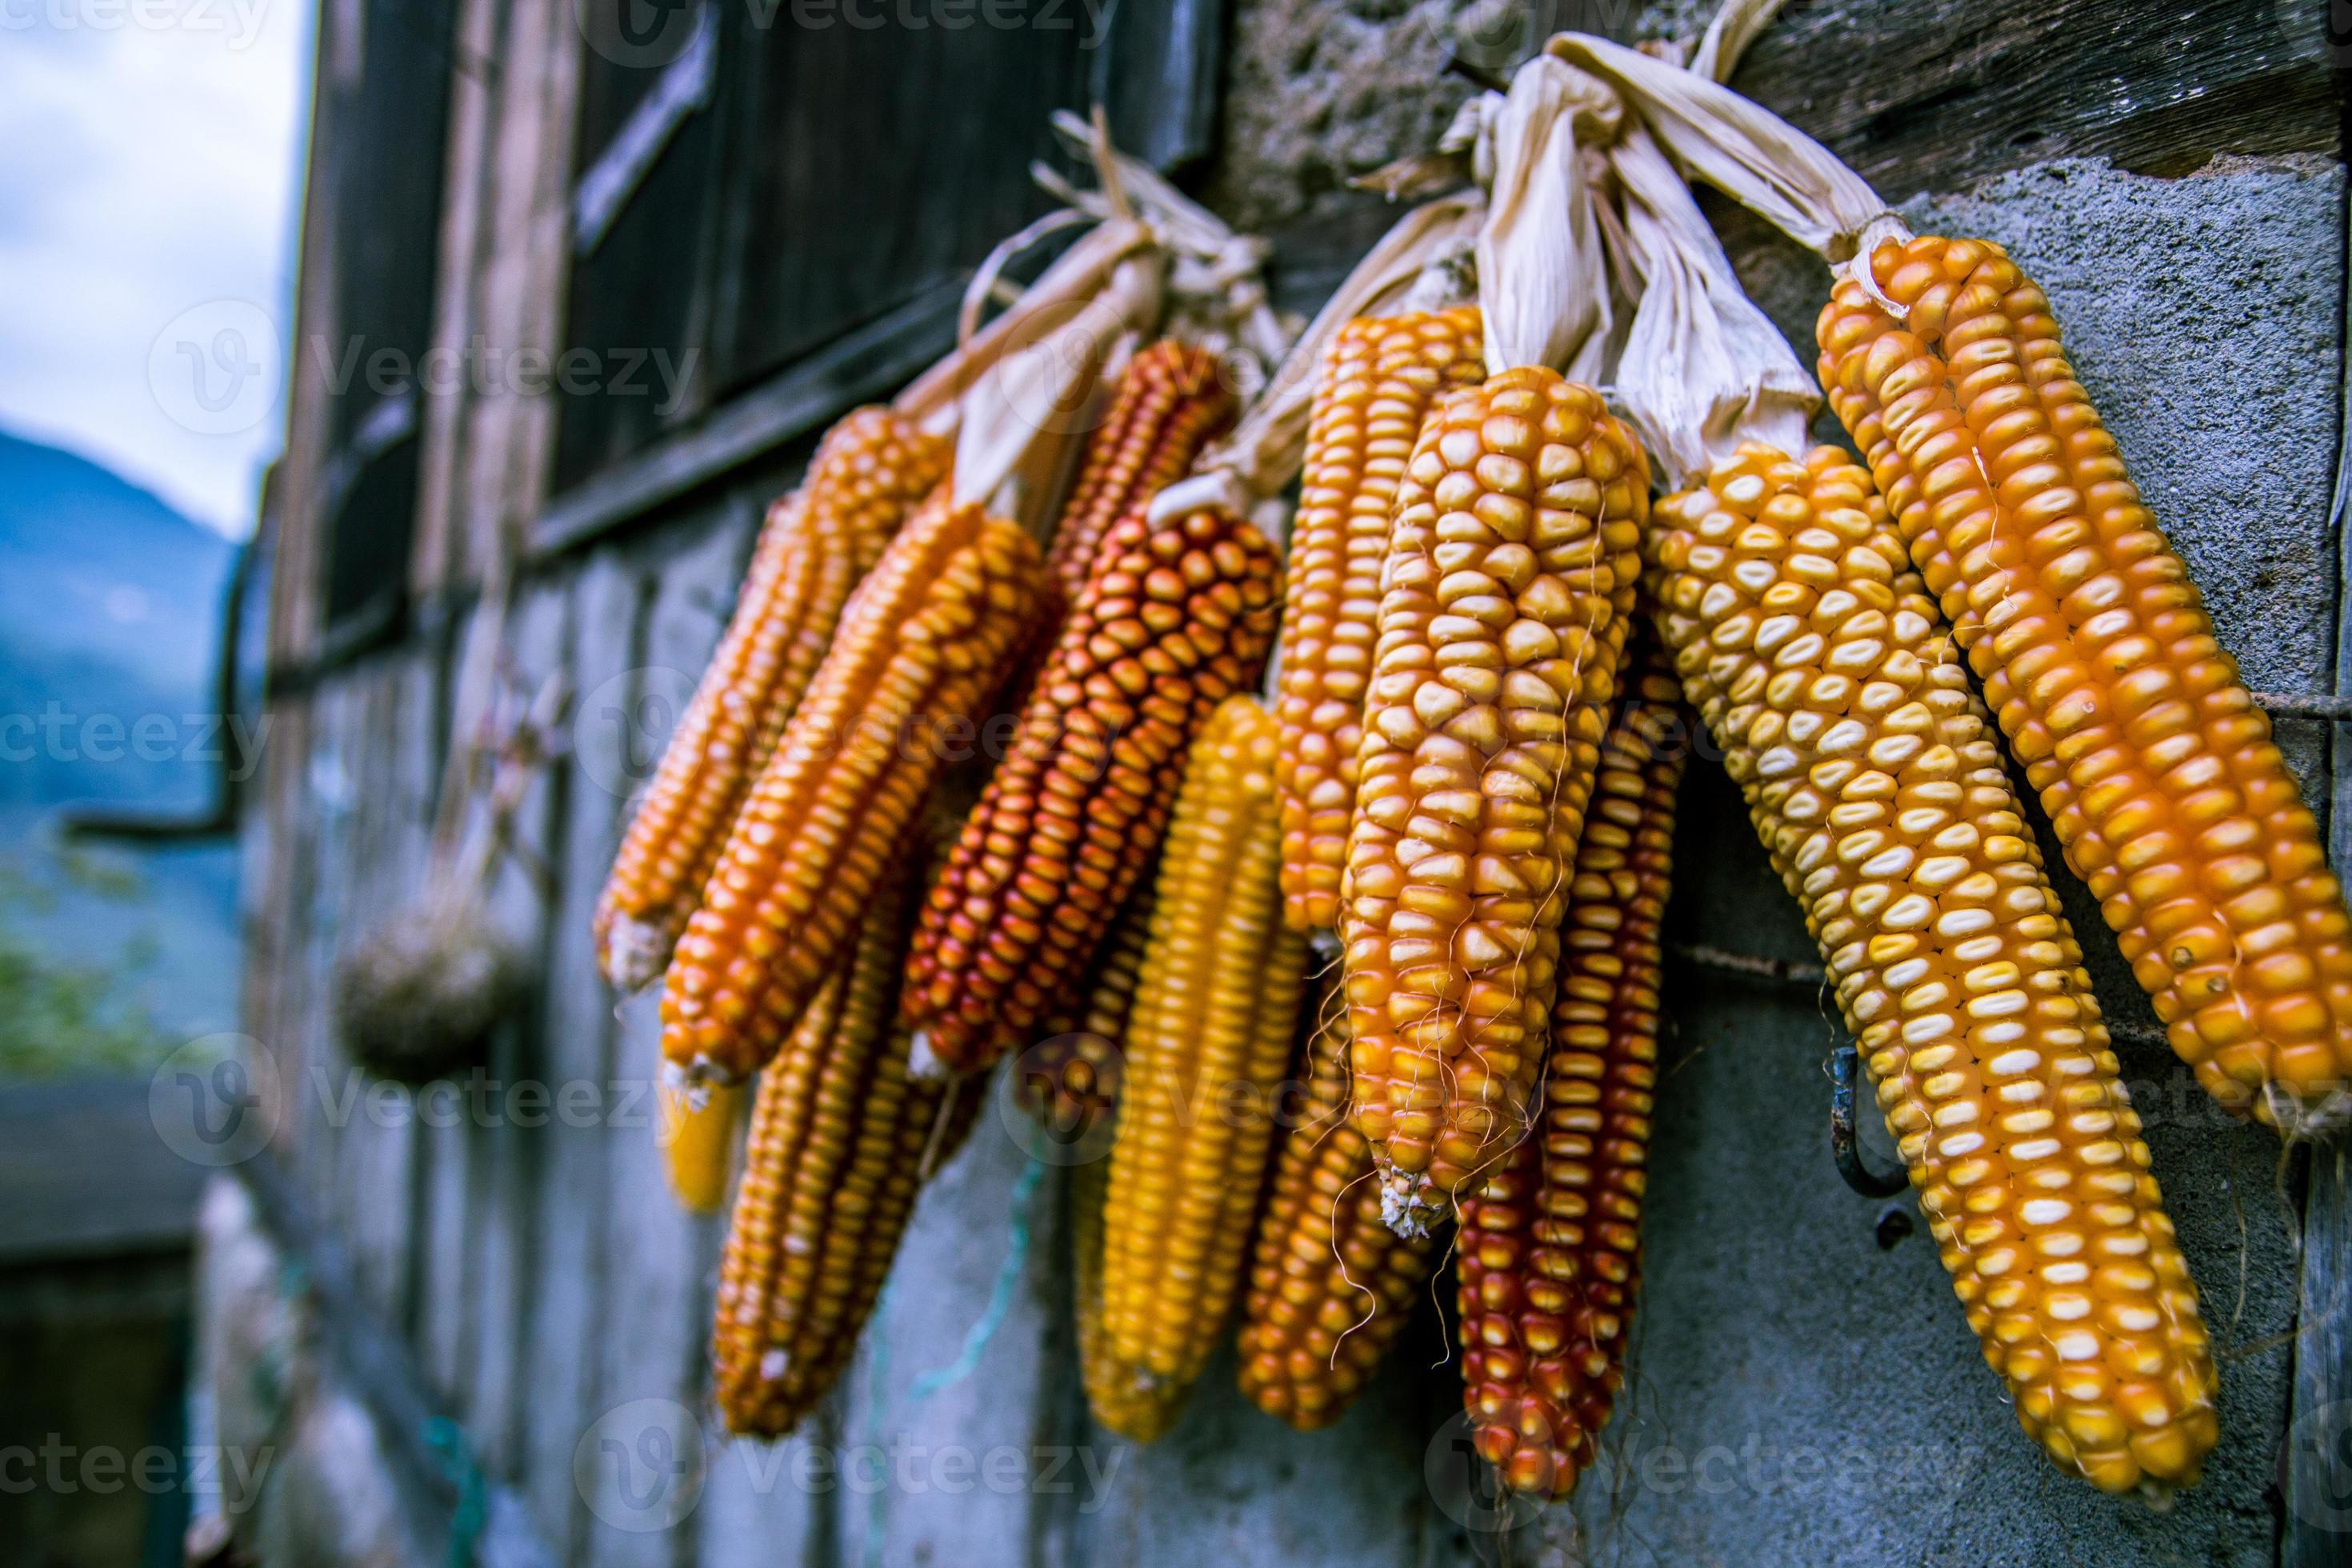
[0,0,310,539]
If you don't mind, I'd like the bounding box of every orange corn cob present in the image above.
[1645,443,2217,1493]
[658,1079,746,1214]
[596,409,949,989]
[711,874,985,1438]
[1457,639,1681,1499]
[662,496,1047,1085]
[1277,306,1485,931]
[1819,237,2352,1124]
[1074,1157,1189,1442]
[1343,369,1646,1234]
[1102,697,1306,1392]
[1236,993,1438,1431]
[1043,341,1235,600]
[902,506,1283,1075]
[1014,885,1152,1140]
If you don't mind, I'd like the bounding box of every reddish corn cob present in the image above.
[1277,306,1485,932]
[1818,237,2352,1125]
[711,874,985,1438]
[662,496,1047,1085]
[1343,369,1646,1234]
[596,410,950,990]
[1457,641,1682,1499]
[902,506,1284,1074]
[1236,994,1438,1431]
[1102,697,1307,1389]
[657,1079,746,1214]
[1043,342,1235,601]
[1074,1158,1189,1442]
[1013,885,1152,1140]
[1645,443,2218,1493]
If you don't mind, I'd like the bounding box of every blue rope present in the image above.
[907,1156,1047,1401]
[422,1417,487,1568]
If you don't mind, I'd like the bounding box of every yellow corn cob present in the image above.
[1042,342,1235,600]
[1458,642,1680,1499]
[710,866,985,1438]
[658,1080,746,1214]
[1074,1158,1189,1442]
[1014,885,1152,1140]
[1343,368,1646,1234]
[662,495,1047,1085]
[1818,237,2352,1124]
[1102,697,1308,1391]
[1644,442,2218,1494]
[902,505,1283,1074]
[1235,991,1438,1431]
[595,409,950,989]
[1276,307,1486,932]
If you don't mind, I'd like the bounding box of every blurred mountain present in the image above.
[0,429,238,813]
[0,428,244,1064]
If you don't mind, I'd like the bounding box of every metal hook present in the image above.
[1830,1042,1907,1198]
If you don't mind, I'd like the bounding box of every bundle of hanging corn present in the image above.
[1502,6,2222,1497]
[613,116,1312,1438]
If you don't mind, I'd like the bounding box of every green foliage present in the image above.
[0,854,166,1079]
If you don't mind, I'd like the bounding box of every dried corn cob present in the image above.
[1458,641,1681,1498]
[1074,1158,1189,1442]
[658,1079,746,1214]
[1644,442,2218,1493]
[1043,342,1235,599]
[1014,885,1152,1138]
[1343,369,1646,1234]
[1102,698,1307,1389]
[902,505,1284,1074]
[711,874,985,1438]
[662,496,1047,1085]
[1277,306,1486,932]
[1818,239,2352,1123]
[1236,993,1438,1430]
[596,410,950,990]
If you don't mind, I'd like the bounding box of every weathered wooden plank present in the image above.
[464,578,577,1479]
[521,546,643,1560]
[414,625,477,1406]
[2284,187,2352,1568]
[410,0,507,598]
[1727,0,2334,202]
[834,1114,1075,1567]
[451,0,584,591]
[582,506,748,1568]
[342,655,436,1338]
